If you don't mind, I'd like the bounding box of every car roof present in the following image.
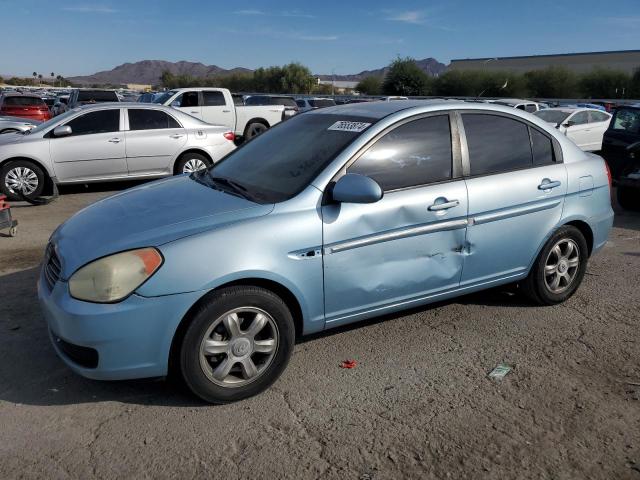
[493,98,537,105]
[309,99,457,119]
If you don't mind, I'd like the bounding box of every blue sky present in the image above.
[2,0,640,77]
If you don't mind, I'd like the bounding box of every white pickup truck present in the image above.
[154,88,286,140]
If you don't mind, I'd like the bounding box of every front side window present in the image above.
[462,113,532,175]
[173,91,200,108]
[589,111,610,123]
[203,91,225,106]
[535,110,571,124]
[524,104,538,113]
[64,109,119,136]
[128,109,180,130]
[348,115,452,191]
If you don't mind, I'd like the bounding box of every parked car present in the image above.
[244,95,299,118]
[52,96,69,116]
[0,93,51,122]
[380,96,409,101]
[493,98,541,112]
[534,108,612,151]
[600,105,640,210]
[38,100,613,403]
[67,89,120,108]
[137,92,159,103]
[0,116,40,134]
[155,88,288,140]
[0,103,236,199]
[295,98,336,112]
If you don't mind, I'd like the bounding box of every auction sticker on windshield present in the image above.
[328,121,371,132]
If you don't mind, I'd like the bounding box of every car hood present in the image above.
[51,175,274,278]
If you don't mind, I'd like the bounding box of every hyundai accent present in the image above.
[38,101,614,403]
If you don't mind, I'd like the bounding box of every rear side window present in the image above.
[128,109,180,130]
[3,96,45,106]
[462,114,532,175]
[296,100,306,108]
[348,115,452,191]
[530,128,555,166]
[203,91,225,106]
[589,111,610,123]
[611,109,640,133]
[64,110,120,136]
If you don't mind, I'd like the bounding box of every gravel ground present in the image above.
[0,184,638,480]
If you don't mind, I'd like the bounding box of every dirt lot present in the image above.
[0,184,639,480]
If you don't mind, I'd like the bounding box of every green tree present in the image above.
[579,68,631,99]
[356,76,382,95]
[382,57,431,96]
[525,67,579,98]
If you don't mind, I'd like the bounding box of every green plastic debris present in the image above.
[488,363,512,380]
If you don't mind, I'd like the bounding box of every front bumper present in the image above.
[38,269,204,380]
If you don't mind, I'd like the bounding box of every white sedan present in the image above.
[534,108,612,151]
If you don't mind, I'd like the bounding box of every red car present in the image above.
[0,93,51,122]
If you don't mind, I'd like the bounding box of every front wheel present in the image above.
[520,225,588,305]
[0,160,46,200]
[179,286,295,404]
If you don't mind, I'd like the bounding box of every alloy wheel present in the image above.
[544,238,580,294]
[182,158,207,173]
[5,166,39,195]
[199,307,279,388]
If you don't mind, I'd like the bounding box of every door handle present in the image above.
[108,137,121,143]
[428,198,459,211]
[169,134,184,139]
[222,109,231,113]
[538,179,561,190]
[190,110,199,114]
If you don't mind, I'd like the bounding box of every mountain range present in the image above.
[68,58,447,86]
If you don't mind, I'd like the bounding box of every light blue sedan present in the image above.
[38,100,614,403]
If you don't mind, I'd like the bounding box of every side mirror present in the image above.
[53,125,72,137]
[626,141,640,153]
[331,174,383,204]
[563,121,575,128]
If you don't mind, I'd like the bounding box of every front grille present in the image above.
[52,333,99,369]
[43,243,61,290]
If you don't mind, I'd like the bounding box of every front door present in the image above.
[459,112,568,286]
[125,108,187,176]
[322,114,468,325]
[49,108,127,182]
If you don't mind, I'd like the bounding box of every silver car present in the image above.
[0,116,40,134]
[0,103,236,199]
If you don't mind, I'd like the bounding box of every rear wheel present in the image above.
[179,286,295,404]
[244,122,268,140]
[0,160,45,200]
[520,226,588,305]
[617,186,640,211]
[174,152,211,175]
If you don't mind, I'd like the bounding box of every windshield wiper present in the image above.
[193,171,253,201]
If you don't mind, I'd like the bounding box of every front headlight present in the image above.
[69,248,163,303]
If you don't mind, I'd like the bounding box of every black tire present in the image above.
[0,159,46,201]
[174,152,211,175]
[244,122,268,140]
[520,225,589,306]
[616,186,640,211]
[179,286,295,404]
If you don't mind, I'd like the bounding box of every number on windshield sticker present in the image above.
[328,121,371,133]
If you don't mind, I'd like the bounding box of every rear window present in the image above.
[77,90,119,102]
[309,99,336,108]
[611,109,640,134]
[3,96,46,106]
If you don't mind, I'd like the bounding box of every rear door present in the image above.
[200,90,234,128]
[49,108,126,181]
[459,112,567,286]
[322,114,468,324]
[124,108,187,176]
[171,91,202,120]
[586,111,612,151]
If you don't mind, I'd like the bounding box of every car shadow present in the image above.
[1,267,537,408]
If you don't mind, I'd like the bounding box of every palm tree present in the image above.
[50,72,55,86]
[56,75,63,87]
[32,71,37,86]
[38,74,43,85]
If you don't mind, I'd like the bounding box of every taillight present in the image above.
[223,132,235,142]
[604,160,612,189]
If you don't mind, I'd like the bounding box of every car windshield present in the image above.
[534,110,572,124]
[26,108,80,134]
[205,113,376,203]
[153,91,177,104]
[77,90,118,102]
